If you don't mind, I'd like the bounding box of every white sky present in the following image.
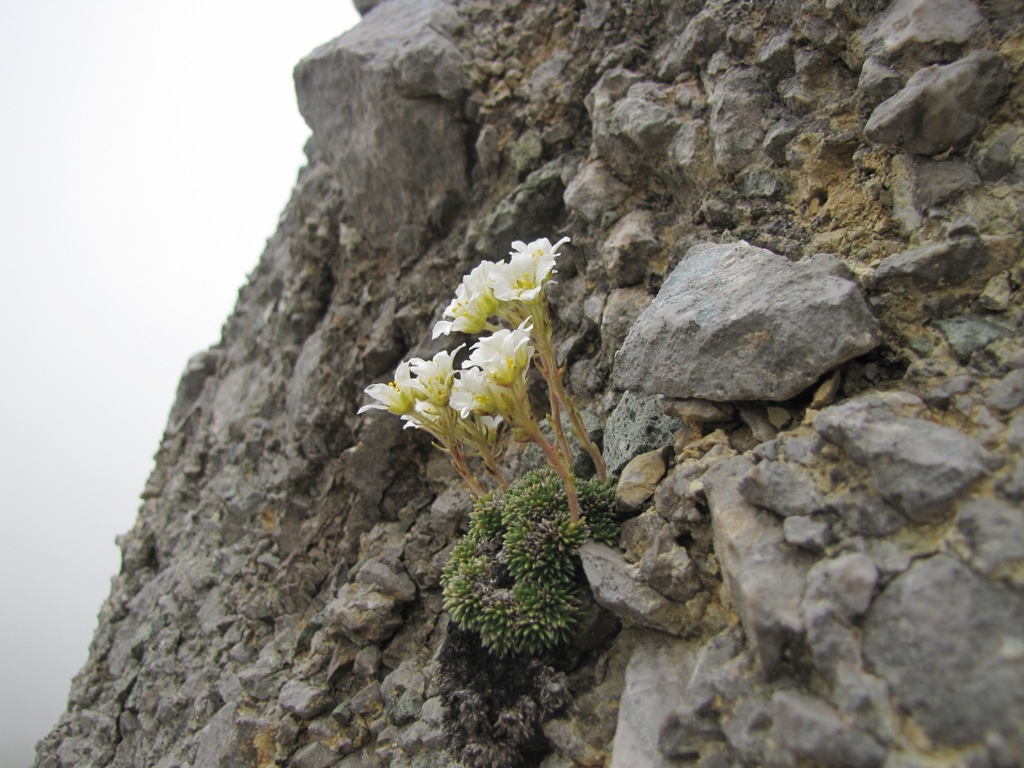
[0,2,360,764]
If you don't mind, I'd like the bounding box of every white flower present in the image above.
[450,367,497,418]
[407,346,463,406]
[358,360,416,416]
[491,236,568,302]
[467,321,535,386]
[432,261,502,338]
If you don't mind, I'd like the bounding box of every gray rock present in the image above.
[656,9,726,80]
[354,0,392,14]
[722,697,773,762]
[620,508,665,563]
[671,118,712,184]
[355,558,416,602]
[597,83,680,178]
[936,315,1015,364]
[474,160,566,257]
[755,31,794,77]
[611,634,695,768]
[703,456,814,675]
[280,680,333,719]
[857,58,903,108]
[352,646,381,678]
[193,704,260,768]
[658,705,723,759]
[586,68,643,154]
[601,287,652,360]
[863,555,1024,746]
[986,369,1024,413]
[168,349,221,432]
[295,0,466,256]
[976,125,1024,181]
[978,271,1013,311]
[682,625,748,715]
[762,117,800,164]
[326,582,405,645]
[888,155,981,231]
[563,160,629,224]
[771,690,887,768]
[830,491,904,537]
[806,553,878,621]
[865,51,1010,155]
[580,541,696,635]
[957,498,1024,577]
[510,131,544,179]
[738,461,824,517]
[604,391,683,475]
[860,0,987,58]
[814,396,986,522]
[874,237,991,291]
[738,168,784,200]
[800,554,878,683]
[613,242,880,401]
[708,68,770,173]
[783,515,833,552]
[601,210,658,288]
[291,741,341,768]
[639,526,701,602]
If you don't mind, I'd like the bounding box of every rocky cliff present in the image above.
[35,1,1024,767]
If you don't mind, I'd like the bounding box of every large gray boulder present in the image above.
[613,242,880,401]
[295,0,466,257]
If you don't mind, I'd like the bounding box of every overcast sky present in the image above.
[0,2,359,764]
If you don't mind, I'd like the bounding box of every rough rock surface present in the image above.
[35,1,1024,767]
[613,242,880,400]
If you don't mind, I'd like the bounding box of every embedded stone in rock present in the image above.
[294,0,466,256]
[615,449,667,514]
[613,241,880,401]
[279,679,333,720]
[601,210,658,288]
[563,160,629,224]
[864,50,1009,156]
[603,391,682,475]
[888,155,980,232]
[860,0,986,58]
[655,8,726,80]
[874,236,991,291]
[863,555,1024,747]
[610,634,695,768]
[771,690,887,768]
[709,68,770,174]
[193,703,261,768]
[738,460,824,517]
[580,541,694,636]
[957,498,1024,578]
[326,582,405,645]
[703,456,815,676]
[814,399,986,523]
[857,58,903,110]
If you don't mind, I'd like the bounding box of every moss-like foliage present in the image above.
[438,624,571,768]
[441,468,618,656]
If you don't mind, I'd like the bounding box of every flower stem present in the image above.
[529,303,607,482]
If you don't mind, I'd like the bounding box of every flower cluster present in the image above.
[358,236,606,519]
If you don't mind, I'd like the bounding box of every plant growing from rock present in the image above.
[360,236,621,765]
[441,467,618,656]
[359,236,607,520]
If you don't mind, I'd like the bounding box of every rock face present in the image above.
[294,0,467,258]
[35,1,1024,768]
